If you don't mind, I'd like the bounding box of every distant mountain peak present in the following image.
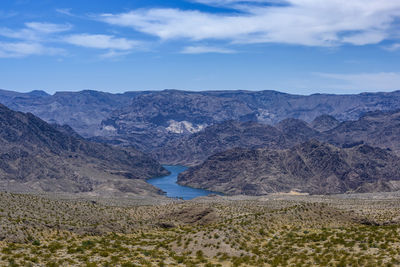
[27,90,49,97]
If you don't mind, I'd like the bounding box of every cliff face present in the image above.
[178,141,400,195]
[0,104,168,196]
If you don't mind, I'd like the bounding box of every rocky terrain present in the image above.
[96,90,257,151]
[323,109,400,155]
[153,120,306,166]
[1,88,400,266]
[97,90,400,152]
[0,89,145,138]
[0,104,168,196]
[1,192,400,266]
[3,88,400,153]
[155,109,400,165]
[178,140,400,195]
[310,114,340,132]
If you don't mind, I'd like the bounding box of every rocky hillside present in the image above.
[97,90,256,151]
[178,140,400,195]
[156,109,400,165]
[323,110,400,154]
[0,89,145,137]
[152,120,314,165]
[275,118,320,143]
[2,89,400,153]
[311,114,340,132]
[0,104,168,196]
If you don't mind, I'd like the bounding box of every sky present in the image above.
[1,0,400,95]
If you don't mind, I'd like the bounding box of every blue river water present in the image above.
[147,165,220,200]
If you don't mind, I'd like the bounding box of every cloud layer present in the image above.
[0,21,139,58]
[0,42,62,58]
[1,1,400,59]
[100,0,400,47]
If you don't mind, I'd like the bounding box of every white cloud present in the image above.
[0,22,70,58]
[99,0,400,47]
[0,42,63,58]
[383,43,400,51]
[63,34,139,50]
[193,0,281,5]
[341,31,387,46]
[181,45,235,54]
[99,50,132,59]
[56,8,73,16]
[315,72,400,91]
[0,22,71,41]
[25,22,72,34]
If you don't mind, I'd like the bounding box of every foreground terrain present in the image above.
[1,192,400,266]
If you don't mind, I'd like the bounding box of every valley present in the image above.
[2,1,400,265]
[1,89,400,266]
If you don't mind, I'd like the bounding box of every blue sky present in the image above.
[1,0,400,94]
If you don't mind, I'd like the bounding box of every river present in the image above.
[147,165,220,200]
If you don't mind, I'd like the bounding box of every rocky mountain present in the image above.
[323,110,400,155]
[152,120,314,166]
[97,90,257,151]
[2,89,400,153]
[199,90,400,122]
[0,89,145,138]
[99,90,400,152]
[155,109,400,165]
[0,104,168,196]
[178,140,400,195]
[275,118,320,143]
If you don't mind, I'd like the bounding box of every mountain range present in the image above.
[1,88,400,197]
[153,110,400,165]
[2,89,400,153]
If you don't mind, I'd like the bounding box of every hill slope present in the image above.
[152,120,312,165]
[323,110,400,154]
[178,140,400,195]
[0,104,168,196]
[156,109,400,165]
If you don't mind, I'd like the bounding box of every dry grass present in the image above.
[1,192,400,266]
